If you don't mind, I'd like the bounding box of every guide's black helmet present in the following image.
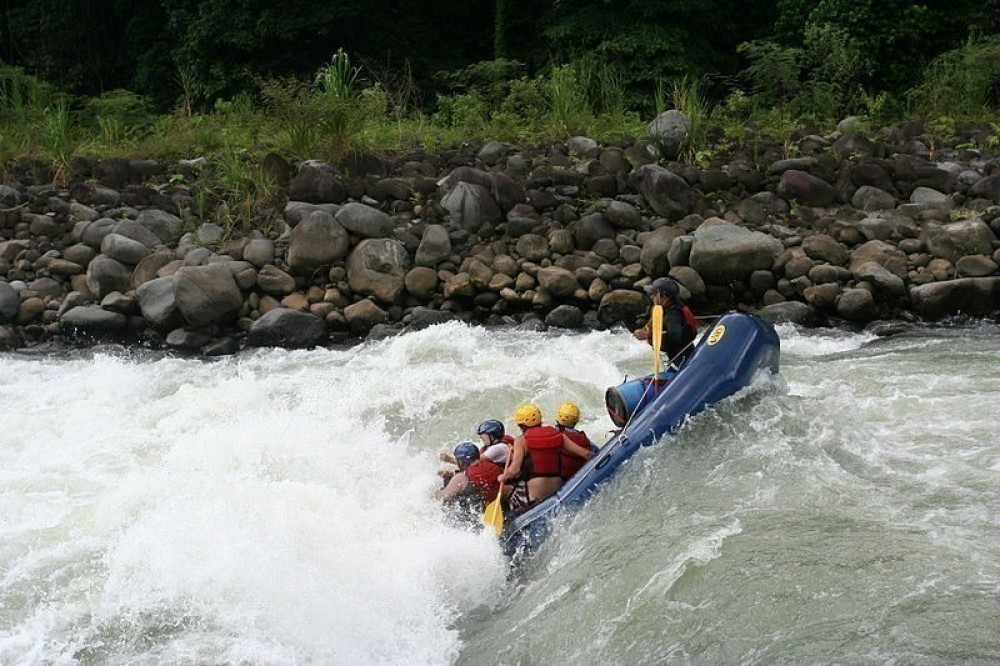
[644,277,680,298]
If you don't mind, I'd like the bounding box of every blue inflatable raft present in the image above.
[501,311,781,558]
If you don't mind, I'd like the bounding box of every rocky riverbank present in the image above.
[2,115,1000,354]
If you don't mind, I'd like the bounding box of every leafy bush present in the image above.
[547,65,589,137]
[432,92,488,134]
[907,35,1000,117]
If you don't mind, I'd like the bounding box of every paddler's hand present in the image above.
[634,327,649,341]
[438,451,450,462]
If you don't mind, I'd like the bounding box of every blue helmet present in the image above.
[477,419,505,440]
[453,442,480,465]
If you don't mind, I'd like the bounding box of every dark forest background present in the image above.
[2,0,998,113]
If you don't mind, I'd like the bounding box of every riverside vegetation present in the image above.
[1,39,1000,354]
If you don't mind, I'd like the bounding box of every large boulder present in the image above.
[440,181,502,233]
[70,183,121,207]
[284,201,340,227]
[101,233,151,266]
[86,254,132,299]
[130,249,175,289]
[287,210,351,274]
[924,219,995,263]
[0,281,18,323]
[597,289,647,327]
[490,172,527,212]
[59,305,128,332]
[645,110,690,160]
[174,263,243,326]
[910,277,1000,319]
[848,240,908,279]
[335,202,394,238]
[801,234,849,266]
[836,287,877,322]
[243,239,275,268]
[404,267,439,300]
[854,261,906,296]
[537,266,578,298]
[628,164,694,220]
[515,234,549,262]
[247,308,326,348]
[344,298,389,333]
[757,301,813,325]
[545,304,584,329]
[604,200,644,230]
[777,170,834,207]
[136,209,183,245]
[113,219,163,248]
[136,275,181,328]
[346,238,411,303]
[956,255,999,277]
[641,226,686,278]
[688,224,783,283]
[573,213,614,250]
[287,161,347,203]
[407,307,456,330]
[81,218,117,249]
[969,173,1000,203]
[414,224,451,267]
[851,186,897,212]
[256,265,297,296]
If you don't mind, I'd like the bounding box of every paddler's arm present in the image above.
[434,471,469,501]
[501,436,526,482]
[561,434,595,460]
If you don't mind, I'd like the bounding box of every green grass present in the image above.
[2,48,999,234]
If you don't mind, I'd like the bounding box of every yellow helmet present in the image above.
[556,402,580,427]
[513,404,542,427]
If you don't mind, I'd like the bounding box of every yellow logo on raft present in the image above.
[707,325,726,345]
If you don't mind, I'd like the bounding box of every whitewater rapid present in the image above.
[2,321,998,663]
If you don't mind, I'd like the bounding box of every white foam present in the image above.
[0,347,507,664]
[775,322,875,358]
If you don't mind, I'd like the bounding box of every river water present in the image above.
[1,320,998,664]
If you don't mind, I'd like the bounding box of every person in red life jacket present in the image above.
[554,402,597,480]
[633,277,699,366]
[435,442,502,511]
[500,404,595,515]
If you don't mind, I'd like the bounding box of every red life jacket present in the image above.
[680,304,698,335]
[559,427,591,479]
[523,425,565,478]
[464,459,502,503]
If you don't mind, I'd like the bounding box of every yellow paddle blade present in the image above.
[483,495,505,536]
[651,304,664,375]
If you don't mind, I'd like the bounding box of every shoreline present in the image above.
[2,119,1000,356]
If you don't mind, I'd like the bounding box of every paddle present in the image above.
[482,446,513,536]
[651,304,664,376]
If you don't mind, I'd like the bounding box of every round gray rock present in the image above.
[247,308,327,348]
[689,224,783,283]
[347,238,411,303]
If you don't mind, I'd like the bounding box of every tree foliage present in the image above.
[0,0,997,121]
